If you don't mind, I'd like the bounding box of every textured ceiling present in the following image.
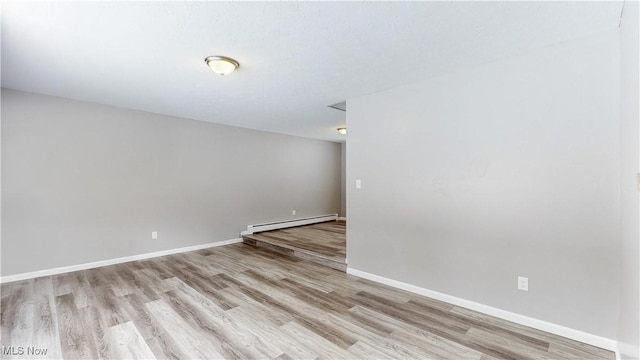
[1,1,623,142]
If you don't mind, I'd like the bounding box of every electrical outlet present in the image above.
[355,179,362,189]
[292,210,296,215]
[518,276,528,291]
[151,231,158,240]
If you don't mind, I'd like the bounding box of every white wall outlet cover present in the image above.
[518,276,529,291]
[292,210,296,215]
[355,179,362,189]
[151,231,158,239]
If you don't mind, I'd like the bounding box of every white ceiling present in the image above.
[1,1,623,142]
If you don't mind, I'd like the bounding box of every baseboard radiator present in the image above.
[240,213,338,236]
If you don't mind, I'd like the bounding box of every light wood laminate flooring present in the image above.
[243,220,346,271]
[1,243,613,359]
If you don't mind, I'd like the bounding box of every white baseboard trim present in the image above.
[240,214,338,236]
[338,217,347,221]
[0,238,242,284]
[347,267,617,351]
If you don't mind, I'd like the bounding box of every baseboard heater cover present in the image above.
[241,213,338,236]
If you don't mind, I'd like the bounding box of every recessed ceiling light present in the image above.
[204,56,239,76]
[337,127,347,135]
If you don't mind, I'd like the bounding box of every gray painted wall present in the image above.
[618,1,640,358]
[1,89,341,276]
[347,30,620,338]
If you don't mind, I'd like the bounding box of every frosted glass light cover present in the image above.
[205,57,239,76]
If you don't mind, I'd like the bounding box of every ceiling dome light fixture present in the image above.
[337,127,347,135]
[205,56,240,76]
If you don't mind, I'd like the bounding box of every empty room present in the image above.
[1,1,639,359]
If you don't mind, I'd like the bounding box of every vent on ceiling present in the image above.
[328,101,346,112]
